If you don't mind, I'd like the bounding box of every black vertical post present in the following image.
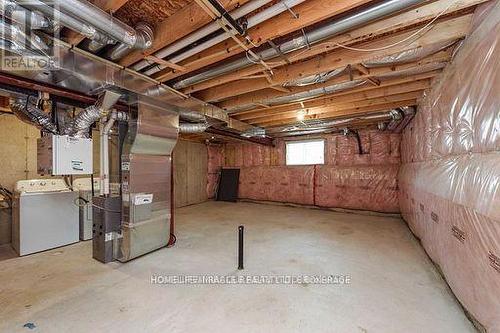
[238,226,244,270]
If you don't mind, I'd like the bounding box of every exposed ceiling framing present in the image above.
[9,0,491,136]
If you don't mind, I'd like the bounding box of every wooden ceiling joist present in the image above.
[180,0,482,96]
[234,78,433,122]
[119,0,252,67]
[216,50,451,109]
[257,99,419,127]
[190,14,471,107]
[65,0,131,46]
[19,0,484,130]
[245,90,426,125]
[151,0,376,82]
[145,55,187,72]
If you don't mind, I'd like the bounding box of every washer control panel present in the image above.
[15,179,70,193]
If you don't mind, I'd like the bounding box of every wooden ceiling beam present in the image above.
[119,0,251,67]
[257,99,419,127]
[181,0,482,95]
[248,91,423,125]
[217,50,450,108]
[264,15,470,89]
[235,78,432,122]
[152,0,376,82]
[191,14,471,102]
[145,55,187,72]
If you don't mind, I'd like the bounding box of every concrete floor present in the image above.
[0,201,476,333]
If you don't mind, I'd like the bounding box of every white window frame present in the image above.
[285,139,325,166]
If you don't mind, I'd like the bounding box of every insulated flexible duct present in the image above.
[268,112,394,137]
[173,0,428,89]
[179,109,208,123]
[63,90,122,138]
[179,122,210,133]
[10,96,58,133]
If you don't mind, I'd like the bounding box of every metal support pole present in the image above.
[238,225,244,270]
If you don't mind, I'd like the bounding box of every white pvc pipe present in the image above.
[99,120,106,196]
[101,113,118,196]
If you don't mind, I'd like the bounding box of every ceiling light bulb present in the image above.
[297,110,306,121]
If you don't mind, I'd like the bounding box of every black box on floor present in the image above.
[217,169,240,202]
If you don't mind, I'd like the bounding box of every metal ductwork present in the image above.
[283,67,346,87]
[62,90,121,138]
[227,79,367,113]
[133,0,286,72]
[19,0,116,47]
[141,0,304,76]
[241,127,266,138]
[116,96,178,262]
[106,22,154,61]
[363,40,459,67]
[0,0,50,30]
[268,112,395,137]
[38,0,152,50]
[172,0,428,89]
[178,109,208,123]
[386,106,416,133]
[10,95,58,133]
[179,122,210,133]
[0,17,49,56]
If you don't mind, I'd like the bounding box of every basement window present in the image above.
[286,140,325,166]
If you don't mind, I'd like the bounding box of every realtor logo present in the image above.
[0,1,60,71]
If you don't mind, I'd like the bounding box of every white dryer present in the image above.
[12,179,79,256]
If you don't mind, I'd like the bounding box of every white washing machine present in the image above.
[12,179,79,256]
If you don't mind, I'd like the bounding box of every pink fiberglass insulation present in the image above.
[399,3,500,331]
[316,164,399,213]
[209,129,401,212]
[239,166,315,205]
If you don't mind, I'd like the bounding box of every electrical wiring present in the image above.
[327,0,458,52]
[251,0,459,72]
